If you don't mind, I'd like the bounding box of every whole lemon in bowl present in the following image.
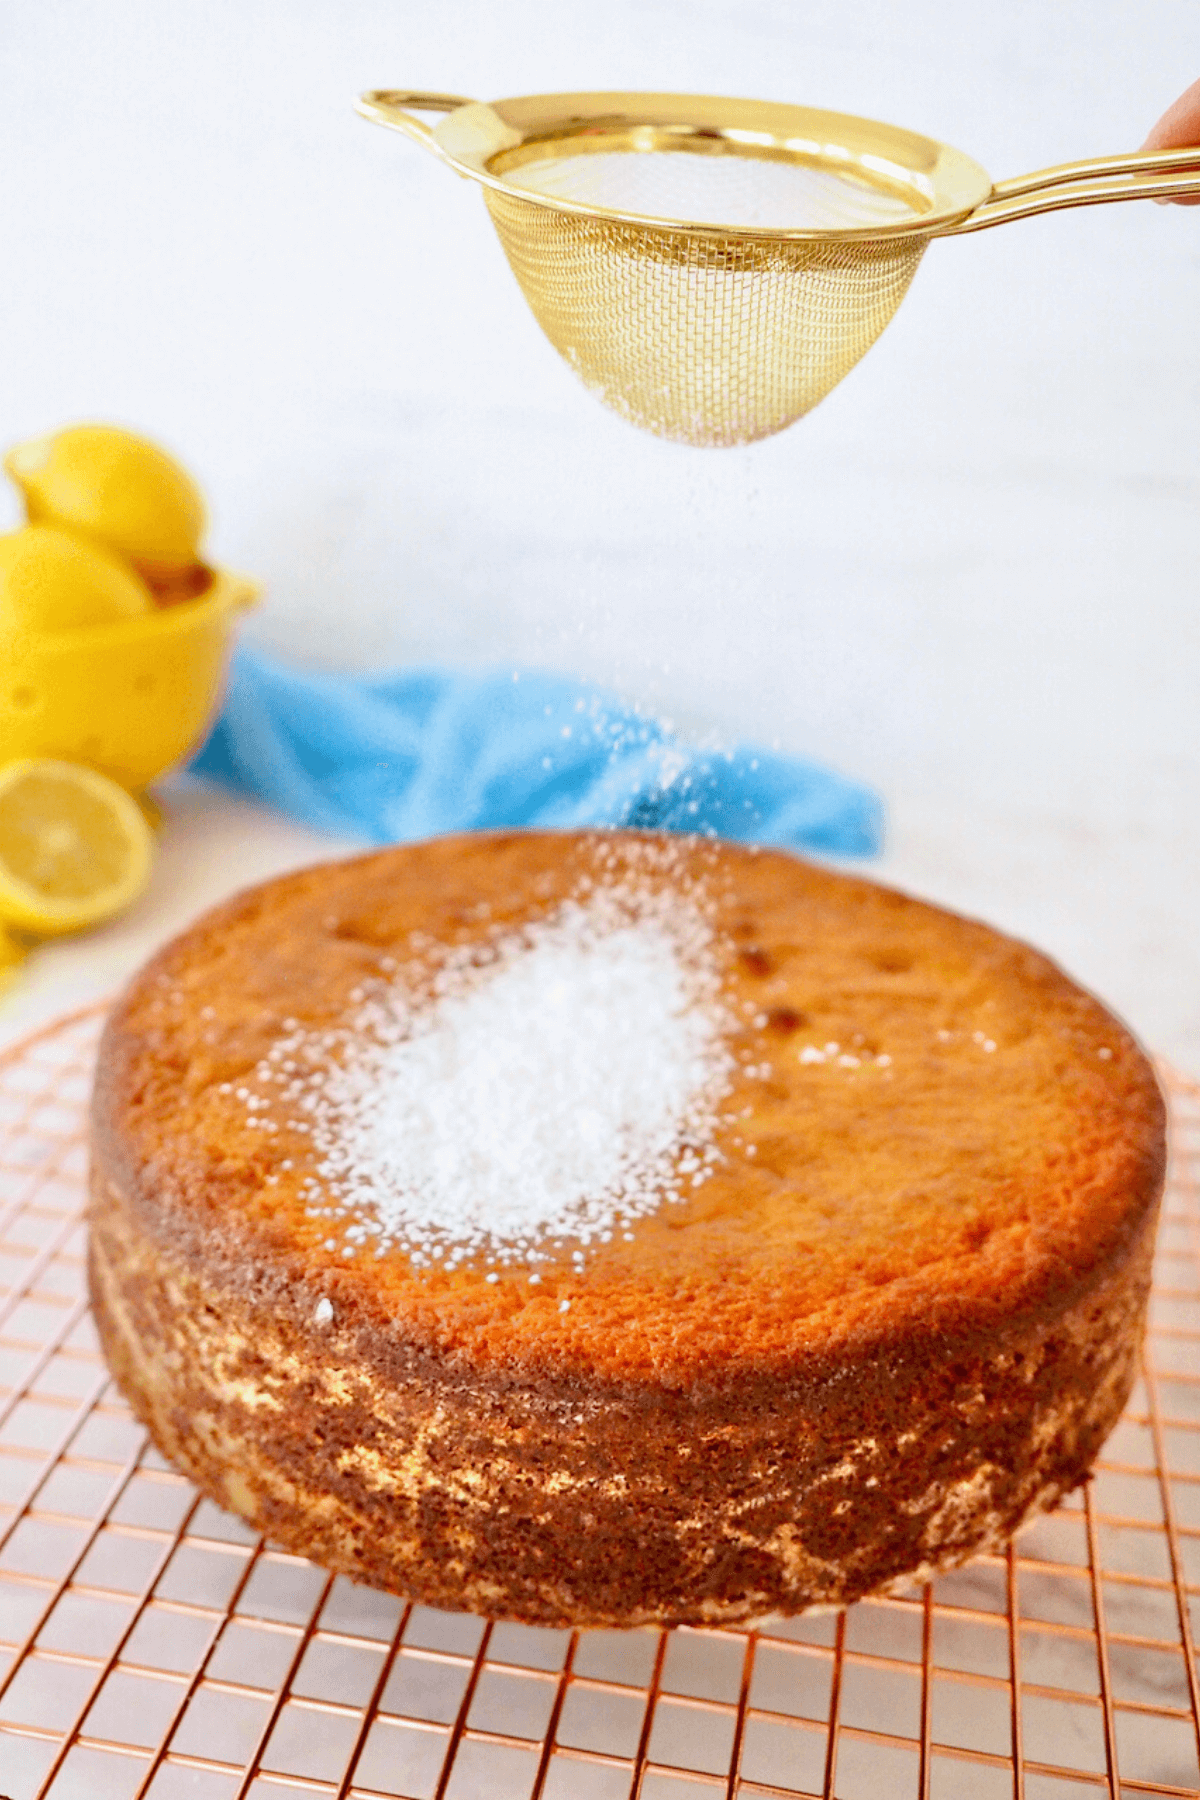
[0,523,154,636]
[5,424,206,583]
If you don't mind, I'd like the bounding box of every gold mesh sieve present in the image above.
[357,89,1200,446]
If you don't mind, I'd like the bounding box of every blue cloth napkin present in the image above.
[189,646,882,857]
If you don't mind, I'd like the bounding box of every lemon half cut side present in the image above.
[0,759,154,936]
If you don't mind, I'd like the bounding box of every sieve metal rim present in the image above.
[355,88,995,243]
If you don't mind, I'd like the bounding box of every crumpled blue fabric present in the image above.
[189,645,882,856]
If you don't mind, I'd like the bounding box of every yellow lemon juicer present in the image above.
[0,568,258,793]
[1,425,258,793]
[358,89,1200,447]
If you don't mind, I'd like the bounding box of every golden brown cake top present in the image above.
[92,830,1165,1391]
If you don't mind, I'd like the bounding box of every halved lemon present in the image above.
[0,923,25,990]
[0,759,154,936]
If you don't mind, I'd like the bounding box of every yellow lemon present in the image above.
[5,424,206,577]
[0,922,25,990]
[0,524,154,635]
[0,759,154,936]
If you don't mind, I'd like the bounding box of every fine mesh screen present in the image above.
[502,150,923,232]
[483,188,926,446]
[2,1004,1200,1799]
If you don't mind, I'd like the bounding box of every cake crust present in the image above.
[88,831,1166,1625]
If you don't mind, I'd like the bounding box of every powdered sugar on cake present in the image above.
[247,877,736,1270]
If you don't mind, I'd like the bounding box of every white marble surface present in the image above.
[1,1,1198,1066]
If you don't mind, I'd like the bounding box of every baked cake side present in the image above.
[89,1182,1153,1626]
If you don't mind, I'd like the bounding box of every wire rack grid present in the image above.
[1,1006,1199,1800]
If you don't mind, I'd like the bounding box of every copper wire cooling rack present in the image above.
[1,1009,1200,1799]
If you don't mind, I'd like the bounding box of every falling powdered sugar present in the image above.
[256,882,735,1270]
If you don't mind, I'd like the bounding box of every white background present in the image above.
[1,1,1198,1065]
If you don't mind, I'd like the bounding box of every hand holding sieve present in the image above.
[358,89,1200,447]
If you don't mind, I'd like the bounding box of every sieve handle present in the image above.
[937,144,1200,233]
[354,90,476,156]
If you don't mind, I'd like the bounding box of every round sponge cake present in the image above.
[88,831,1165,1627]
